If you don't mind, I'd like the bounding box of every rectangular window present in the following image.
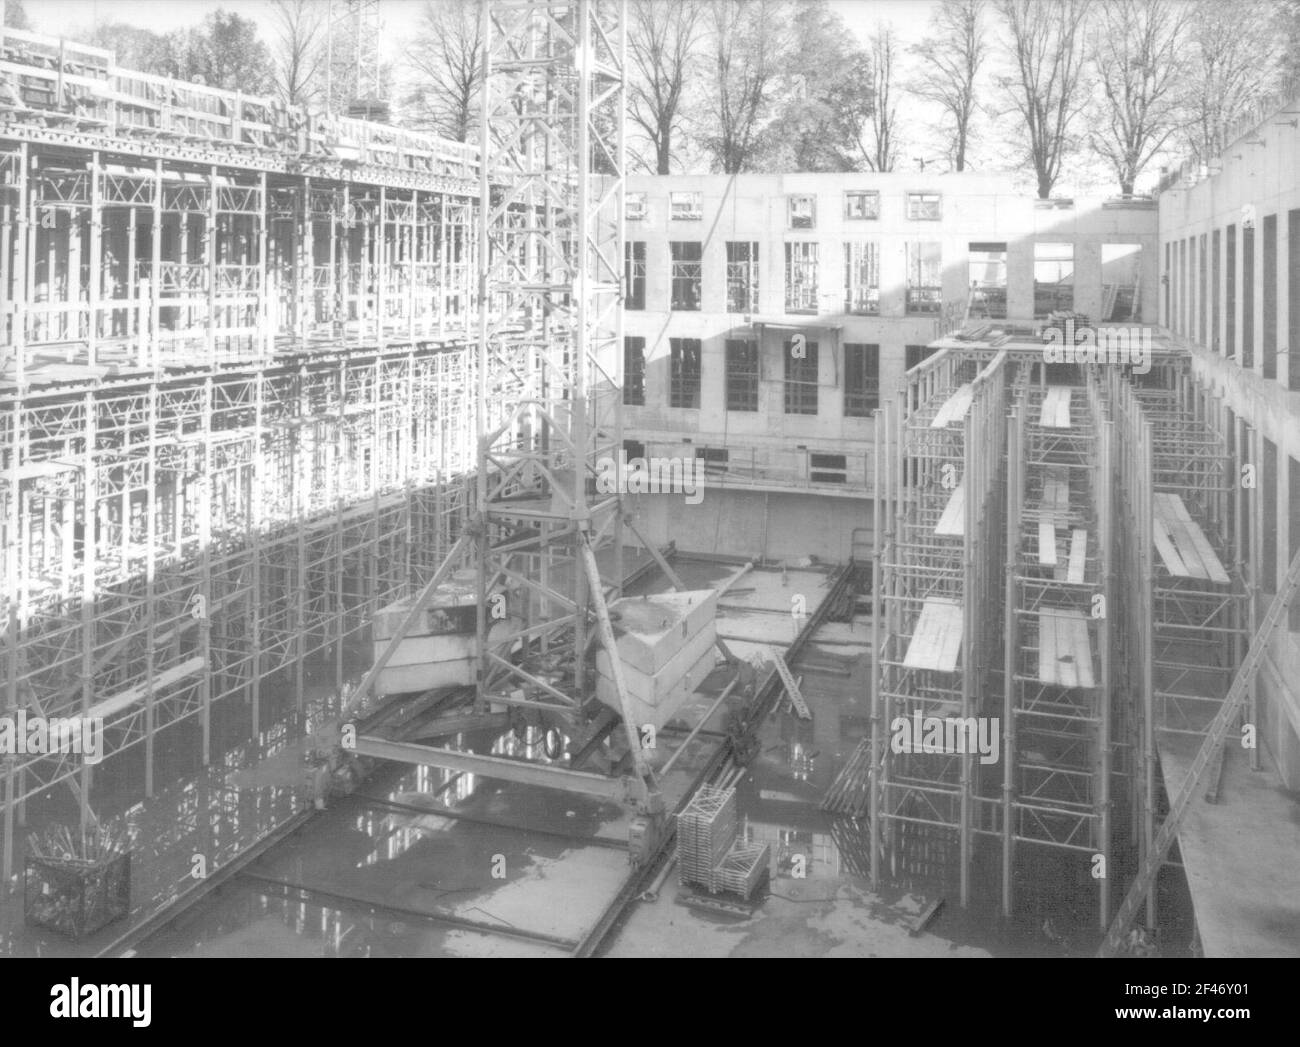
[1290,211,1300,389]
[845,190,880,220]
[726,241,759,313]
[906,241,942,315]
[695,446,729,476]
[623,336,646,406]
[624,241,646,310]
[1226,225,1236,358]
[784,242,819,313]
[969,242,1008,320]
[625,192,647,221]
[1242,225,1255,368]
[669,337,701,408]
[1170,240,1180,325]
[810,453,847,484]
[725,339,759,412]
[1264,437,1277,593]
[1290,455,1300,628]
[906,192,942,220]
[905,344,937,370]
[843,241,880,315]
[1179,239,1187,334]
[1198,233,1207,345]
[670,241,702,311]
[784,339,819,414]
[1034,242,1074,317]
[1239,419,1251,578]
[1212,229,1221,352]
[843,343,880,417]
[1263,214,1277,379]
[670,191,702,220]
[788,194,816,229]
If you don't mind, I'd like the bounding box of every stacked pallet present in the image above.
[713,839,771,899]
[677,785,738,891]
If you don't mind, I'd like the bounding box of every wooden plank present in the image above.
[908,898,945,936]
[1038,520,1057,566]
[1151,511,1189,578]
[903,597,963,673]
[935,482,966,536]
[1066,529,1087,584]
[1154,493,1209,580]
[1038,609,1059,684]
[1039,386,1071,428]
[1055,387,1072,428]
[1037,609,1095,688]
[931,383,974,428]
[1163,492,1231,584]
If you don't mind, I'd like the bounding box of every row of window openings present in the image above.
[621,338,923,417]
[629,190,941,225]
[620,438,851,486]
[628,241,1038,318]
[1164,212,1300,389]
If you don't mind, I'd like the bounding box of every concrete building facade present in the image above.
[1157,105,1300,786]
[622,171,1158,561]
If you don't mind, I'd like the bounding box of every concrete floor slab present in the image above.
[1157,733,1300,957]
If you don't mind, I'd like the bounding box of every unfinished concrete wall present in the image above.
[629,486,870,564]
[622,171,1157,496]
[1157,101,1300,787]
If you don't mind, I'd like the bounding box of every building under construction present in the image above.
[1,3,1298,960]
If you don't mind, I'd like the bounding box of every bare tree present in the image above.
[627,0,704,174]
[1086,0,1189,196]
[1179,0,1286,167]
[910,0,987,171]
[700,0,794,173]
[997,0,1092,198]
[403,0,482,143]
[858,23,900,172]
[268,0,326,108]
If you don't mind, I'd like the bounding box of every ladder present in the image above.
[765,646,811,720]
[1097,547,1300,957]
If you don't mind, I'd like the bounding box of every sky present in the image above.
[17,0,939,56]
[10,0,1137,194]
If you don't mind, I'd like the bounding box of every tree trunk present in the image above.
[657,131,672,175]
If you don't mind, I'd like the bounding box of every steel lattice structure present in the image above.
[471,2,640,780]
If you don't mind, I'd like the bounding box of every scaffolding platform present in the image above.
[1036,608,1096,688]
[1039,386,1073,428]
[903,597,964,673]
[930,382,974,428]
[934,483,966,537]
[1152,492,1230,583]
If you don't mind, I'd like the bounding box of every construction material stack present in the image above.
[676,784,770,903]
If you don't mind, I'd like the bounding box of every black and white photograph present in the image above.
[0,0,1295,997]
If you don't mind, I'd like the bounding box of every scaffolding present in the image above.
[0,27,513,881]
[1106,359,1248,933]
[865,324,1253,943]
[870,344,1008,905]
[472,2,630,739]
[1000,371,1115,927]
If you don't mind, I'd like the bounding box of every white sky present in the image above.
[20,1,936,56]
